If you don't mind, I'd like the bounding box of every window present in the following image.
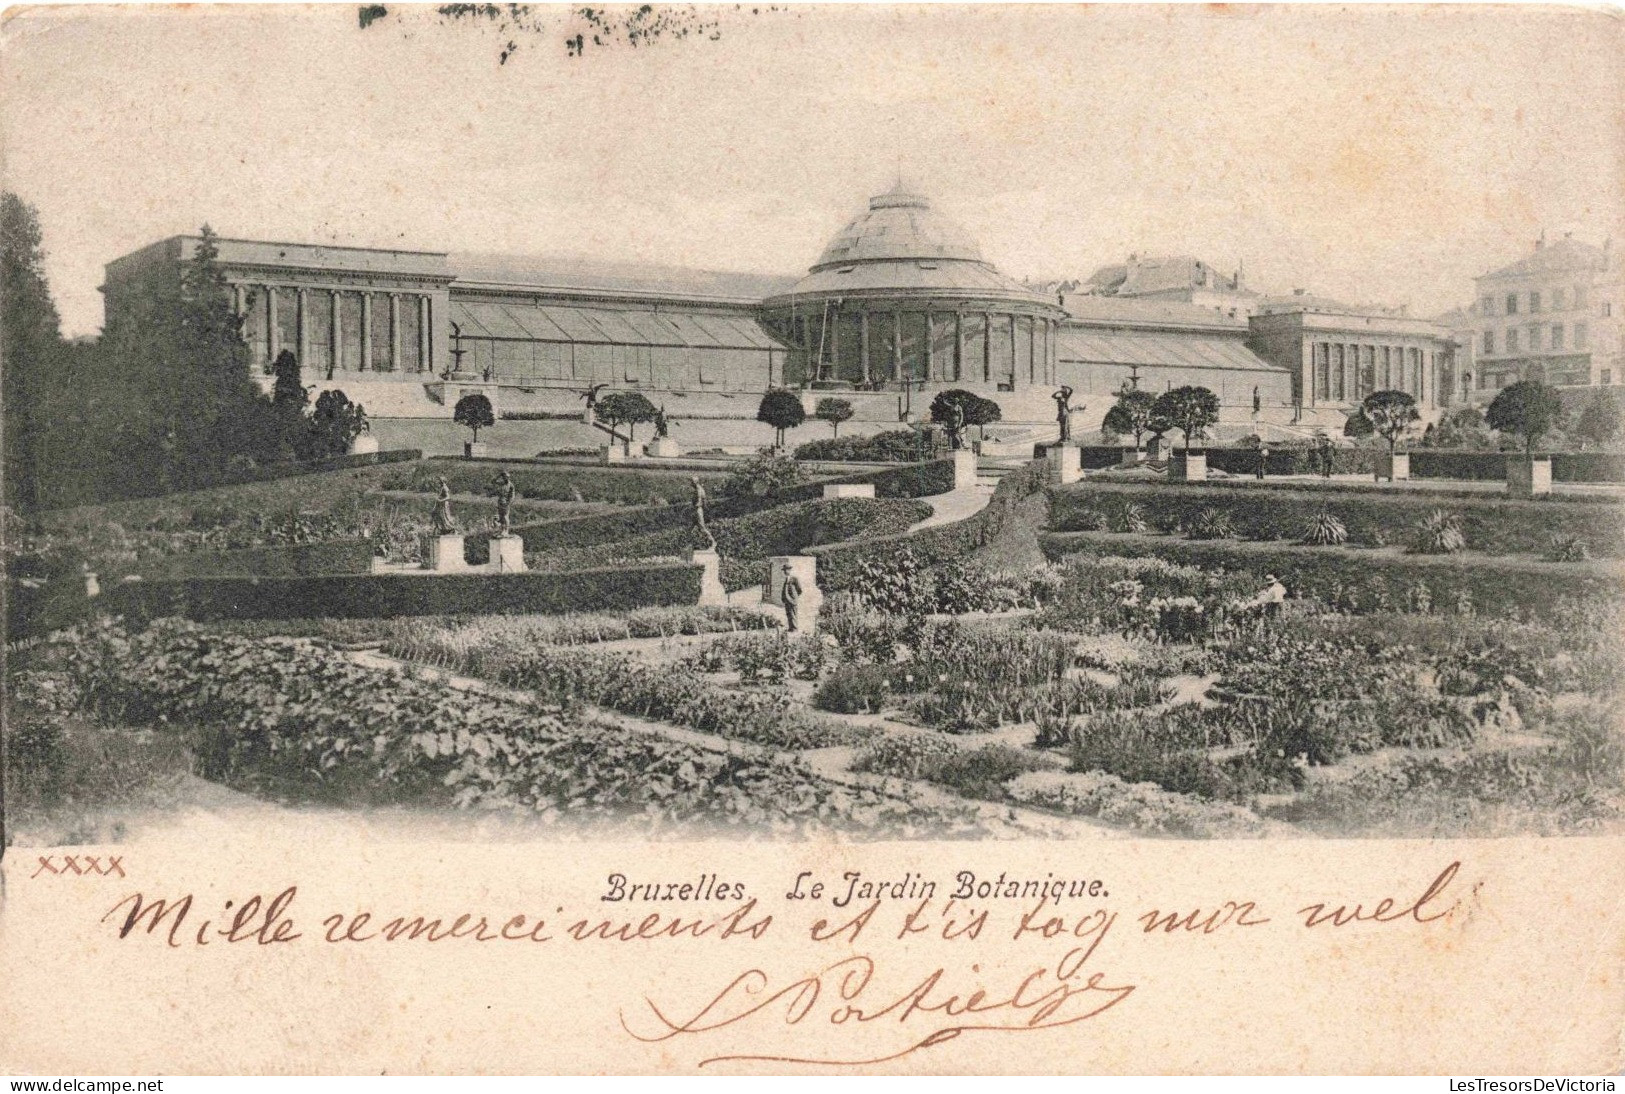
[1606,302,1614,318]
[1551,324,1564,350]
[1552,288,1566,310]
[1506,294,1519,315]
[1482,330,1495,354]
[1575,285,1588,308]
[1481,296,1496,316]
[1477,371,1487,390]
[1314,343,1330,400]
[1603,369,1613,386]
[1527,325,1541,351]
[1529,291,1541,313]
[1576,321,1589,349]
[1506,329,1519,353]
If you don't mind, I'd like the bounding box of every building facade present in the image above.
[1467,234,1622,399]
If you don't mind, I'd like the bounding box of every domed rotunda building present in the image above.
[760,185,1066,412]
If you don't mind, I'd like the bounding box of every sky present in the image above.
[3,2,1622,337]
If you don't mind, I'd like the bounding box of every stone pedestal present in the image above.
[1376,451,1410,482]
[1507,456,1552,499]
[1170,448,1208,482]
[1045,443,1082,486]
[691,549,727,606]
[601,443,628,464]
[952,449,979,489]
[823,483,876,499]
[424,534,467,572]
[645,436,682,458]
[1119,446,1144,468]
[1146,437,1165,462]
[463,441,487,459]
[488,535,527,573]
[765,555,822,632]
[348,434,379,456]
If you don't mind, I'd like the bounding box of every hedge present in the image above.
[1038,530,1624,618]
[1057,444,1625,483]
[378,459,731,507]
[811,458,1050,592]
[133,538,377,579]
[1048,481,1625,559]
[99,562,703,622]
[509,458,957,554]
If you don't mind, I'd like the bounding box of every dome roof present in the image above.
[811,183,984,270]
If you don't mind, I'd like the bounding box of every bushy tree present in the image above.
[1573,390,1622,450]
[307,389,369,458]
[271,349,305,410]
[1343,408,1375,439]
[1428,406,1496,450]
[1487,380,1566,455]
[597,390,658,441]
[928,388,1002,437]
[756,388,807,447]
[814,396,854,438]
[719,449,809,498]
[1150,386,1220,449]
[453,392,496,443]
[1,192,62,513]
[1100,388,1159,448]
[1358,390,1421,454]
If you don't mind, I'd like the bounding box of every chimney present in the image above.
[1293,288,1307,296]
[1536,229,1546,250]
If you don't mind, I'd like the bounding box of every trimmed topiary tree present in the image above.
[928,388,1002,439]
[1487,380,1565,455]
[1101,387,1159,449]
[597,390,658,442]
[453,392,495,444]
[1358,390,1421,454]
[814,396,855,438]
[757,388,807,448]
[1151,386,1220,450]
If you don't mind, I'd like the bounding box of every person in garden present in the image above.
[1256,440,1270,480]
[690,475,717,551]
[779,561,804,633]
[1317,434,1334,478]
[489,469,515,536]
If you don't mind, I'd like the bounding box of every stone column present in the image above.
[418,295,431,372]
[232,284,246,316]
[982,311,992,383]
[892,311,903,383]
[296,288,310,368]
[955,313,965,383]
[859,312,870,384]
[331,291,344,372]
[389,293,401,373]
[266,287,280,362]
[359,293,372,372]
[924,312,935,381]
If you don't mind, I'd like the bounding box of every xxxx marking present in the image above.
[31,855,126,879]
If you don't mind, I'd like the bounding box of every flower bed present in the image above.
[1005,770,1274,838]
[28,620,972,836]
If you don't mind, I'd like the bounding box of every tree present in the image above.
[597,390,658,441]
[814,396,854,438]
[1357,390,1421,453]
[719,450,809,498]
[756,388,806,447]
[308,389,369,458]
[1573,390,1622,450]
[1100,387,1159,448]
[928,389,1002,438]
[271,349,306,410]
[1486,380,1566,456]
[454,392,495,443]
[1,192,63,513]
[1430,406,1495,450]
[1343,408,1375,439]
[1150,386,1220,449]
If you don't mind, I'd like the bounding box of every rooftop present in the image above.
[811,182,985,270]
[1060,294,1250,331]
[449,252,797,304]
[1479,236,1610,281]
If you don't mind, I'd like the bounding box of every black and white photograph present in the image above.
[1,2,1622,1077]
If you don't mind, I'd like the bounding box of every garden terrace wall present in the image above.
[1048,481,1625,558]
[811,459,1049,593]
[509,459,957,554]
[1054,445,1625,482]
[103,562,702,621]
[133,538,377,579]
[1038,530,1624,617]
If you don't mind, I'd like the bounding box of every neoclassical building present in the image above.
[98,183,1458,437]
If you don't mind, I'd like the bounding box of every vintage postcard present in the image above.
[1,1,1622,1077]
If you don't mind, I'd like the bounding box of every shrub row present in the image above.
[1062,445,1625,483]
[132,538,377,579]
[382,605,775,660]
[379,459,732,508]
[508,458,957,553]
[99,562,703,623]
[812,458,1049,592]
[1038,530,1624,618]
[1049,481,1625,558]
[794,430,935,463]
[37,620,973,836]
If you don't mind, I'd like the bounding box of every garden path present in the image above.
[907,480,996,533]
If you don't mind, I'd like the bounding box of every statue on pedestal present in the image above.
[489,469,515,536]
[1053,385,1077,444]
[946,402,966,451]
[690,475,717,552]
[654,405,670,439]
[431,477,456,535]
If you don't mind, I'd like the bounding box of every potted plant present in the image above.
[1487,380,1565,498]
[1152,385,1219,482]
[1349,390,1419,482]
[1103,387,1158,466]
